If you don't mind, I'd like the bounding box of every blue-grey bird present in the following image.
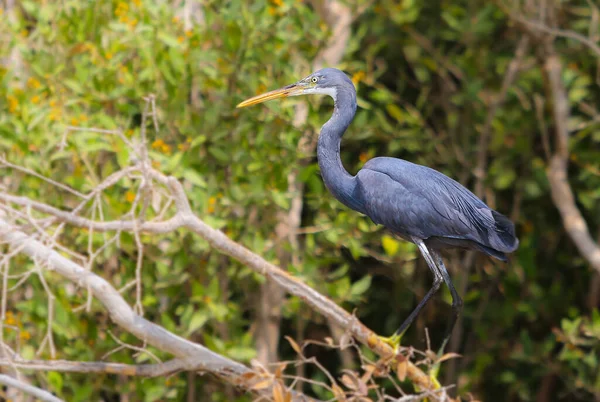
[237,68,519,354]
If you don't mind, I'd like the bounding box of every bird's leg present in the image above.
[383,238,443,351]
[424,250,463,384]
[432,251,463,357]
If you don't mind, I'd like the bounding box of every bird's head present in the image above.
[236,68,352,108]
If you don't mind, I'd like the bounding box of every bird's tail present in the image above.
[489,210,519,253]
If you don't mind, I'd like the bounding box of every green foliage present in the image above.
[1,0,600,401]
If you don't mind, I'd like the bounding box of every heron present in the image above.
[237,68,518,357]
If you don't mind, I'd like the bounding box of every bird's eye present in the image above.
[311,77,319,83]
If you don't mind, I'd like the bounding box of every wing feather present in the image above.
[357,157,517,253]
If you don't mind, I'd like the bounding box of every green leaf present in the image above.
[182,169,207,188]
[350,275,372,297]
[48,372,63,393]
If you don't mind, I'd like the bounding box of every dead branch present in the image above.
[0,373,64,402]
[0,213,316,402]
[0,164,438,392]
[0,358,184,377]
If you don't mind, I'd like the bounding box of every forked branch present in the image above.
[0,164,438,393]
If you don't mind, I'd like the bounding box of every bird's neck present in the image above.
[317,88,363,212]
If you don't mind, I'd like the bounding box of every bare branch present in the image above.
[0,374,64,402]
[0,215,316,401]
[515,16,600,59]
[0,166,439,392]
[541,44,600,274]
[0,358,185,377]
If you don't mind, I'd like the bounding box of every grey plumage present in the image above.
[238,67,519,351]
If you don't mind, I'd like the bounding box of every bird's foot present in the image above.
[426,345,456,391]
[428,363,442,390]
[378,332,403,353]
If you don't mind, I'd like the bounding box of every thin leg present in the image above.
[393,238,443,337]
[432,250,463,355]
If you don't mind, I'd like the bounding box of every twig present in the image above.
[513,15,600,59]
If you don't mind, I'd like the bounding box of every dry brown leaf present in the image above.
[396,359,407,382]
[332,384,347,401]
[285,335,303,355]
[272,382,285,402]
[437,352,462,364]
[340,374,357,390]
[250,378,273,391]
[356,378,368,396]
[240,372,257,382]
[425,350,437,361]
[274,363,287,379]
[360,364,375,383]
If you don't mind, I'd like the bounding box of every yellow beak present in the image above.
[236,84,305,108]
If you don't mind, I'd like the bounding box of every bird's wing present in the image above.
[357,157,516,252]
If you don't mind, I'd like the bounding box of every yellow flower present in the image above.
[70,117,79,125]
[4,312,16,326]
[27,77,41,89]
[152,139,165,149]
[105,52,113,60]
[7,95,19,113]
[19,330,31,341]
[351,71,365,85]
[49,108,62,121]
[125,191,136,203]
[31,95,40,104]
[177,36,185,43]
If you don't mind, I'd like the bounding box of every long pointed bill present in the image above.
[236,84,305,108]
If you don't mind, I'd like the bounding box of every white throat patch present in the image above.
[300,87,338,102]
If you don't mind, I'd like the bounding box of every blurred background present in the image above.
[1,0,599,401]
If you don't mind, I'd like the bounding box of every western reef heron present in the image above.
[237,68,518,358]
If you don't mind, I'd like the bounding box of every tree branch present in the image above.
[0,165,439,392]
[0,213,316,401]
[541,44,600,274]
[0,374,64,402]
[0,358,184,377]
